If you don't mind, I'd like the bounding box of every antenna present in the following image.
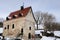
[21,2,24,10]
[23,2,24,7]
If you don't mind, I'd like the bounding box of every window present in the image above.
[4,27,6,29]
[19,13,22,17]
[28,33,31,39]
[21,28,23,35]
[7,25,9,29]
[6,17,9,20]
[12,15,16,18]
[29,27,31,30]
[12,24,14,29]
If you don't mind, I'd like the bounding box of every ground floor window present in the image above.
[21,28,23,35]
[28,33,31,39]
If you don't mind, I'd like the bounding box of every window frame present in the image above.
[4,27,6,29]
[12,24,14,29]
[28,33,31,39]
[29,26,31,30]
[7,25,9,29]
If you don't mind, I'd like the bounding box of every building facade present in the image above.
[3,6,35,40]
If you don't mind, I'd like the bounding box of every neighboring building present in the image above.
[0,21,3,39]
[3,6,35,40]
[0,28,3,39]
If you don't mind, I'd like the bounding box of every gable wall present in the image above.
[23,9,35,40]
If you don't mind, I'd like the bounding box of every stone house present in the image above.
[3,6,35,40]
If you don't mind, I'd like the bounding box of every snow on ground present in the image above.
[35,30,60,40]
[54,31,60,37]
[41,36,55,40]
[35,30,60,36]
[35,30,44,34]
[41,36,60,40]
[56,38,60,40]
[35,30,44,36]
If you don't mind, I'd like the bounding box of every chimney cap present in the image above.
[21,6,24,10]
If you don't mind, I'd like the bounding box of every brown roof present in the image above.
[9,6,31,18]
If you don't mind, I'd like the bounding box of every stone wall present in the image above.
[3,9,35,40]
[3,17,25,37]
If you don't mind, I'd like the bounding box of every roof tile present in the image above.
[9,7,31,19]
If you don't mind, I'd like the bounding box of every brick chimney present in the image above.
[21,6,24,10]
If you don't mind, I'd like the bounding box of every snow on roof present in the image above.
[0,28,3,33]
[8,7,31,20]
[54,31,60,37]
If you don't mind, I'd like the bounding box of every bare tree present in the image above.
[34,11,55,30]
[34,11,44,30]
[43,13,55,31]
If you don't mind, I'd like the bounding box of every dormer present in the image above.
[12,15,16,19]
[18,13,23,17]
[6,17,12,20]
[6,17,9,20]
[8,7,31,20]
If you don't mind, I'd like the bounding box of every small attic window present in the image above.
[6,17,9,20]
[12,15,16,18]
[12,24,14,29]
[18,13,22,17]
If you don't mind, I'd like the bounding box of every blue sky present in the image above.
[0,0,60,22]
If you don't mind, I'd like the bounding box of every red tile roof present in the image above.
[9,7,31,18]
